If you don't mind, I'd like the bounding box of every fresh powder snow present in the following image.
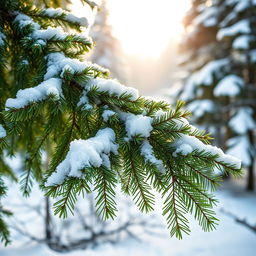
[0,32,6,46]
[232,35,254,50]
[182,59,229,101]
[227,135,252,166]
[217,20,251,40]
[171,134,241,170]
[88,78,139,101]
[187,100,215,118]
[14,12,41,30]
[0,124,6,138]
[140,140,165,173]
[46,128,118,186]
[102,109,116,121]
[214,75,244,97]
[120,113,153,139]
[43,8,88,27]
[5,78,62,109]
[228,107,255,134]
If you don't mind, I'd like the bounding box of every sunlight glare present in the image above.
[107,0,190,58]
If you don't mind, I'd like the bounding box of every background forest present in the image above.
[0,0,255,255]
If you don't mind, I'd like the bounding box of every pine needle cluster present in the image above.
[0,0,242,245]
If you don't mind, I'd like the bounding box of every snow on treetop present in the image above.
[249,49,256,63]
[102,109,116,122]
[233,0,256,14]
[0,32,6,46]
[46,128,118,186]
[140,140,165,173]
[14,12,41,30]
[193,5,218,27]
[32,27,69,41]
[0,124,6,138]
[45,52,91,79]
[227,135,252,166]
[222,0,256,27]
[187,99,215,118]
[214,74,244,97]
[31,26,91,43]
[5,78,62,109]
[193,58,229,85]
[172,134,241,170]
[88,78,139,101]
[120,113,153,139]
[43,8,88,27]
[229,107,255,134]
[232,35,255,50]
[45,52,106,81]
[182,59,229,100]
[217,20,251,40]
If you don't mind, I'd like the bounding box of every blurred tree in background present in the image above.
[179,0,256,191]
[89,0,127,82]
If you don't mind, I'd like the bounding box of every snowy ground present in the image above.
[1,180,255,256]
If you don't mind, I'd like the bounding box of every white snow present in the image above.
[232,35,254,49]
[154,109,167,118]
[21,59,29,65]
[32,27,67,40]
[88,78,139,101]
[0,32,6,46]
[46,128,118,186]
[193,6,218,27]
[102,110,115,121]
[77,91,93,110]
[227,135,252,166]
[217,20,251,40]
[233,0,256,13]
[0,124,6,138]
[171,134,241,169]
[249,49,256,63]
[172,117,190,129]
[183,59,229,100]
[120,113,153,138]
[14,12,40,30]
[43,8,88,27]
[45,52,89,79]
[5,78,62,109]
[44,52,104,80]
[214,75,244,97]
[229,107,255,134]
[140,140,165,173]
[187,100,215,118]
[172,143,193,157]
[194,59,229,85]
[31,27,90,43]
[1,180,256,256]
[181,73,198,101]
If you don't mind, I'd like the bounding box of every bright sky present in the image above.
[107,0,190,58]
[73,0,190,59]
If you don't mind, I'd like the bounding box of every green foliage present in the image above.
[179,0,256,192]
[0,0,242,246]
[0,178,12,246]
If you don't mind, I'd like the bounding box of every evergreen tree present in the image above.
[180,0,256,190]
[89,0,127,82]
[179,0,231,149]
[216,0,256,191]
[0,0,241,245]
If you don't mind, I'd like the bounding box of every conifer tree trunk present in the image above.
[246,155,255,191]
[45,197,52,241]
[245,49,255,191]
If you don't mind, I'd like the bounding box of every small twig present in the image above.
[220,208,256,233]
